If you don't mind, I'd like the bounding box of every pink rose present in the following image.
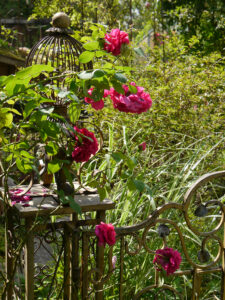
[95,222,116,247]
[72,127,98,163]
[139,142,146,151]
[84,88,109,110]
[153,247,182,275]
[109,82,152,114]
[104,28,129,56]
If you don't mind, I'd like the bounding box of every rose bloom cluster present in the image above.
[109,82,152,114]
[85,83,152,114]
[153,247,182,275]
[72,127,98,163]
[95,222,116,247]
[104,28,129,56]
[84,88,109,110]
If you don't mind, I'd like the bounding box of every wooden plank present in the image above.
[16,195,115,217]
[1,184,115,217]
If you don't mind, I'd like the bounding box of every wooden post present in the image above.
[95,211,106,300]
[5,208,14,300]
[64,224,71,300]
[71,213,80,300]
[25,217,34,300]
[82,232,89,300]
[221,218,225,300]
[192,268,201,300]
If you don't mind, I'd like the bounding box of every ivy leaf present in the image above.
[79,51,95,63]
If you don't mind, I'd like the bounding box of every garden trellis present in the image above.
[0,7,225,300]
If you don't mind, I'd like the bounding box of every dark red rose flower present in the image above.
[95,222,116,247]
[84,88,109,110]
[138,142,146,151]
[72,127,98,163]
[153,247,182,275]
[104,28,129,56]
[109,82,152,114]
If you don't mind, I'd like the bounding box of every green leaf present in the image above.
[79,51,95,63]
[111,79,124,94]
[83,41,100,51]
[47,160,61,174]
[0,108,13,129]
[45,141,59,155]
[93,69,106,78]
[133,180,145,193]
[126,157,137,171]
[78,71,94,80]
[134,47,145,57]
[68,102,81,123]
[97,186,107,201]
[114,73,127,83]
[127,178,136,191]
[111,152,124,163]
[16,158,33,174]
[15,64,54,80]
[69,196,82,213]
[58,90,70,98]
[96,50,107,57]
[23,100,37,119]
[20,150,34,159]
[40,121,59,140]
[129,84,137,94]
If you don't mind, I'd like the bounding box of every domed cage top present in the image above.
[25,12,92,106]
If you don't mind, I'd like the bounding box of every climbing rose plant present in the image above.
[104,28,129,56]
[72,127,99,163]
[95,222,116,247]
[153,247,182,275]
[109,82,152,114]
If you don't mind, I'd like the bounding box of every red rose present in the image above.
[104,28,129,56]
[84,88,109,110]
[109,82,152,114]
[139,142,146,151]
[153,247,182,275]
[72,127,98,163]
[95,222,116,247]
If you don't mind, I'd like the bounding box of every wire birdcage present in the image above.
[25,12,92,109]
